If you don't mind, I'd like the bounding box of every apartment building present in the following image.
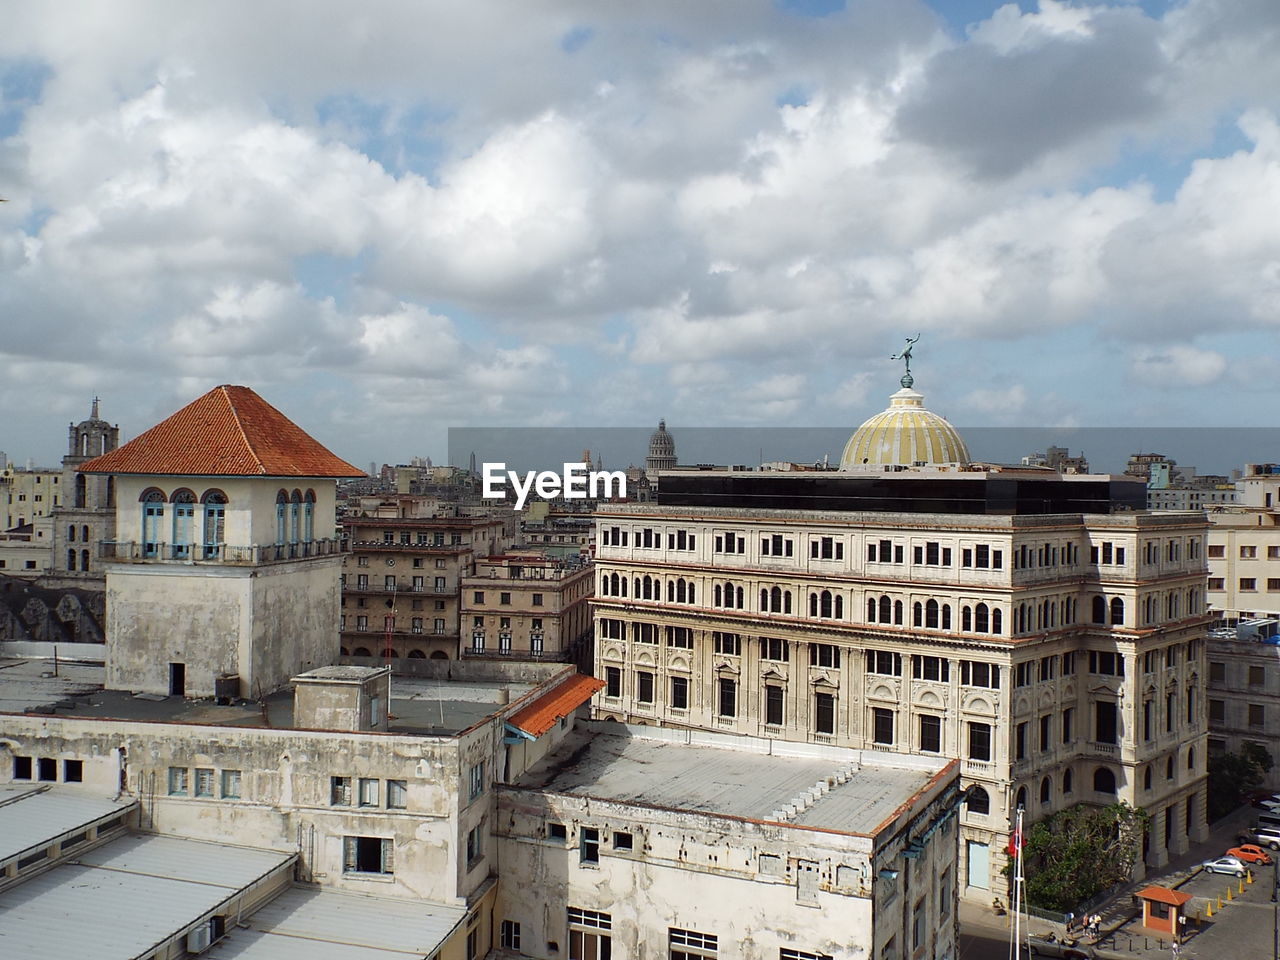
[0,464,61,530]
[340,502,511,660]
[591,466,1210,900]
[460,553,593,662]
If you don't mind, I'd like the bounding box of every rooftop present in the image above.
[516,721,952,837]
[0,658,539,737]
[0,785,136,866]
[0,833,293,959]
[202,886,466,960]
[79,385,363,478]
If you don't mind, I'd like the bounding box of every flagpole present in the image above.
[1010,805,1025,960]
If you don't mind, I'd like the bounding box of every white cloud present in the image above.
[1129,345,1227,386]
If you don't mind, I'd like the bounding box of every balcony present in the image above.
[345,582,453,597]
[101,538,347,566]
[460,648,570,663]
[1090,741,1120,756]
[347,539,466,553]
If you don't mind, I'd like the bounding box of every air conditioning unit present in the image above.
[186,923,213,954]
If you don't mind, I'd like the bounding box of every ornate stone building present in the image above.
[645,419,677,476]
[591,375,1211,902]
[46,399,120,587]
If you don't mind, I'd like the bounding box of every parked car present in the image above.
[1246,788,1280,805]
[1253,798,1280,814]
[1227,844,1274,865]
[1201,855,1248,877]
[1026,934,1095,959]
[1238,826,1280,850]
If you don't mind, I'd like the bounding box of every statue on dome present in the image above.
[890,334,921,388]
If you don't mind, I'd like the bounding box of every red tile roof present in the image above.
[1135,885,1193,906]
[508,673,605,739]
[79,385,364,478]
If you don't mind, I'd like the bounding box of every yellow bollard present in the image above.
[1247,869,1254,884]
[1206,901,1214,918]
[1227,886,1234,901]
[1239,878,1246,895]
[1218,896,1224,909]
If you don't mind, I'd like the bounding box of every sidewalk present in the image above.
[961,805,1261,959]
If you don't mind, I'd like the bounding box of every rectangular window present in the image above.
[12,756,32,780]
[532,593,544,606]
[911,655,949,682]
[466,825,483,866]
[331,776,352,806]
[1015,722,1027,760]
[919,714,941,753]
[762,637,789,662]
[501,920,522,950]
[1208,577,1225,590]
[864,649,901,675]
[671,675,689,710]
[387,779,407,809]
[344,835,394,875]
[1241,578,1258,591]
[666,626,693,649]
[1088,651,1124,677]
[872,707,894,745]
[766,685,785,726]
[168,767,189,796]
[713,631,741,655]
[37,757,56,782]
[1250,665,1266,686]
[960,661,1000,688]
[1062,707,1074,744]
[568,908,612,960]
[580,827,600,864]
[613,831,633,851]
[194,767,215,798]
[469,762,485,801]
[548,822,567,840]
[1095,701,1118,745]
[1242,545,1259,559]
[637,671,654,703]
[1209,699,1225,723]
[63,759,83,783]
[815,692,836,735]
[1039,714,1051,751]
[670,928,718,959]
[1250,703,1266,728]
[811,643,842,669]
[718,677,737,717]
[605,666,622,698]
[968,722,991,761]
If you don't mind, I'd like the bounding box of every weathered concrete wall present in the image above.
[248,556,343,697]
[0,713,481,906]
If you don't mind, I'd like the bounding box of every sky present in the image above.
[1,0,1278,470]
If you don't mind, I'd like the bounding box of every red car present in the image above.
[1227,844,1273,865]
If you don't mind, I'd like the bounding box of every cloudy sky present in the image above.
[1,0,1277,469]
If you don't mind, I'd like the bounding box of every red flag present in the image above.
[1007,826,1023,856]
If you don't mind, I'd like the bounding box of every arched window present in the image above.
[141,488,166,557]
[962,606,972,632]
[1040,777,1051,805]
[201,490,228,559]
[1093,767,1117,794]
[761,588,769,610]
[913,602,923,627]
[834,595,843,619]
[80,549,89,571]
[67,549,76,571]
[820,590,833,618]
[81,524,89,542]
[893,600,903,625]
[289,489,302,545]
[1187,747,1195,770]
[867,597,877,622]
[715,584,723,607]
[966,786,990,815]
[975,603,989,633]
[810,593,819,617]
[1110,597,1125,626]
[1015,786,1027,811]
[1143,766,1152,790]
[926,599,939,629]
[687,581,695,605]
[381,648,398,659]
[68,525,76,542]
[1165,756,1174,781]
[408,649,427,659]
[304,489,316,542]
[276,490,288,544]
[171,489,197,558]
[1092,595,1106,624]
[941,604,952,629]
[340,647,350,657]
[783,590,791,614]
[879,595,891,623]
[430,650,450,660]
[74,473,87,508]
[353,647,372,657]
[992,608,1002,634]
[1062,769,1073,794]
[677,579,688,604]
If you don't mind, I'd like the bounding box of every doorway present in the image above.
[169,662,186,697]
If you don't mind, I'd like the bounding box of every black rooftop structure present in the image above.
[655,471,1147,516]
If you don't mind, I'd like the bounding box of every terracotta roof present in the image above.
[79,386,364,478]
[508,674,605,739]
[1135,885,1193,906]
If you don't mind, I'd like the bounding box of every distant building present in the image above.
[1021,446,1089,474]
[645,419,677,476]
[1125,452,1176,481]
[46,399,120,587]
[461,552,593,664]
[0,463,61,531]
[1207,625,1280,790]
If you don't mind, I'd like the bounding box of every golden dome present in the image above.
[840,385,969,469]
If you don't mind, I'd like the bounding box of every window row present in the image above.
[140,487,229,557]
[167,766,243,799]
[329,775,409,809]
[1012,542,1082,570]
[12,756,83,783]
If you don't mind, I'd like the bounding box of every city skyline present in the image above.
[2,0,1278,467]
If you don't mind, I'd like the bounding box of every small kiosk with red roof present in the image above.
[1135,885,1193,938]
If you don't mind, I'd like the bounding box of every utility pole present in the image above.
[1272,852,1278,960]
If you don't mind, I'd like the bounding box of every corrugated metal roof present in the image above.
[0,835,293,959]
[507,673,604,738]
[78,385,364,478]
[203,887,466,959]
[0,785,136,864]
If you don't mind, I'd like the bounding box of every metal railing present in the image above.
[100,538,347,565]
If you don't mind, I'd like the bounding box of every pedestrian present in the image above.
[1172,939,1182,959]
[1065,911,1075,934]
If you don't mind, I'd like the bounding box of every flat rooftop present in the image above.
[0,658,537,737]
[0,785,136,866]
[517,721,951,837]
[202,886,466,960]
[0,833,294,959]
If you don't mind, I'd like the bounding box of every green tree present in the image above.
[1207,747,1271,822]
[1015,802,1151,912]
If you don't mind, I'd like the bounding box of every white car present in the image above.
[1201,855,1247,877]
[1255,799,1280,815]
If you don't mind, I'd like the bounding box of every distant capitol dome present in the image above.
[840,374,969,469]
[646,419,677,472]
